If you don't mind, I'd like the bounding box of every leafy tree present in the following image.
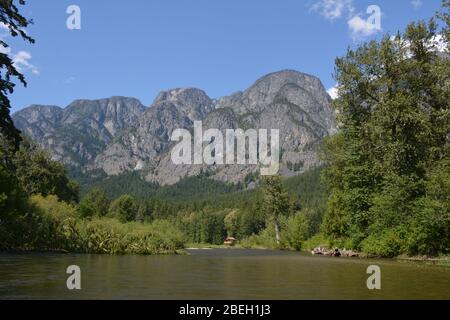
[282,212,309,251]
[78,187,109,218]
[322,3,449,255]
[262,175,290,244]
[0,0,34,149]
[108,194,138,223]
[0,147,28,249]
[13,142,79,203]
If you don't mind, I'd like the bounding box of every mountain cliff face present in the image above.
[13,70,336,185]
[13,97,146,167]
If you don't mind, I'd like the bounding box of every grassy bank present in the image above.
[0,195,185,255]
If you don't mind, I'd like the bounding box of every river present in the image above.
[0,249,448,299]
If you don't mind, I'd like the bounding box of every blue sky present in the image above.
[6,0,443,112]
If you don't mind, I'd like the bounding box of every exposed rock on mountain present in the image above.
[13,97,146,167]
[13,70,336,185]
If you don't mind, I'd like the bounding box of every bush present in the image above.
[302,234,331,251]
[240,225,279,249]
[281,212,309,251]
[78,187,110,218]
[361,229,405,257]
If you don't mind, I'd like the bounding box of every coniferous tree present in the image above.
[0,0,34,149]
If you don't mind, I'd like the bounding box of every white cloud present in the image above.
[310,0,354,21]
[411,0,423,9]
[0,22,38,75]
[0,22,9,44]
[0,22,9,30]
[311,0,381,41]
[0,45,11,55]
[430,34,447,53]
[348,15,380,40]
[391,34,447,58]
[12,50,39,75]
[327,85,339,100]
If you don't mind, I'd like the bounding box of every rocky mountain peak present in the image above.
[13,70,337,185]
[152,87,213,117]
[14,104,62,122]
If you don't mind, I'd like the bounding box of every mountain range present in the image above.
[13,70,337,186]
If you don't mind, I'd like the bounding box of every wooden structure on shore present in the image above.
[224,237,236,246]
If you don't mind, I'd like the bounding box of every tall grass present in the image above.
[3,195,186,254]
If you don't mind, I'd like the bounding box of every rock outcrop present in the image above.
[13,70,336,185]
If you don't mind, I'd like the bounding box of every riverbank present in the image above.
[396,255,450,267]
[185,242,450,266]
[3,244,449,267]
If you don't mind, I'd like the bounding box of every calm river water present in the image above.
[0,249,448,299]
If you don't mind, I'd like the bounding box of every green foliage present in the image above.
[27,195,80,251]
[13,141,79,203]
[177,210,227,245]
[4,195,185,254]
[78,187,109,218]
[224,209,239,237]
[78,219,185,255]
[239,225,278,249]
[108,194,138,223]
[361,229,405,258]
[0,152,29,250]
[321,6,450,256]
[285,167,327,235]
[78,171,242,202]
[406,160,450,255]
[240,210,312,251]
[262,175,290,243]
[262,176,290,219]
[281,211,310,251]
[302,234,331,251]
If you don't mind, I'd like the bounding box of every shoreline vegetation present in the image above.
[2,242,448,268]
[184,244,450,267]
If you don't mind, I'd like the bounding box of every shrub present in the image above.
[302,234,331,251]
[240,225,279,249]
[281,212,309,251]
[78,187,110,218]
[361,229,405,257]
